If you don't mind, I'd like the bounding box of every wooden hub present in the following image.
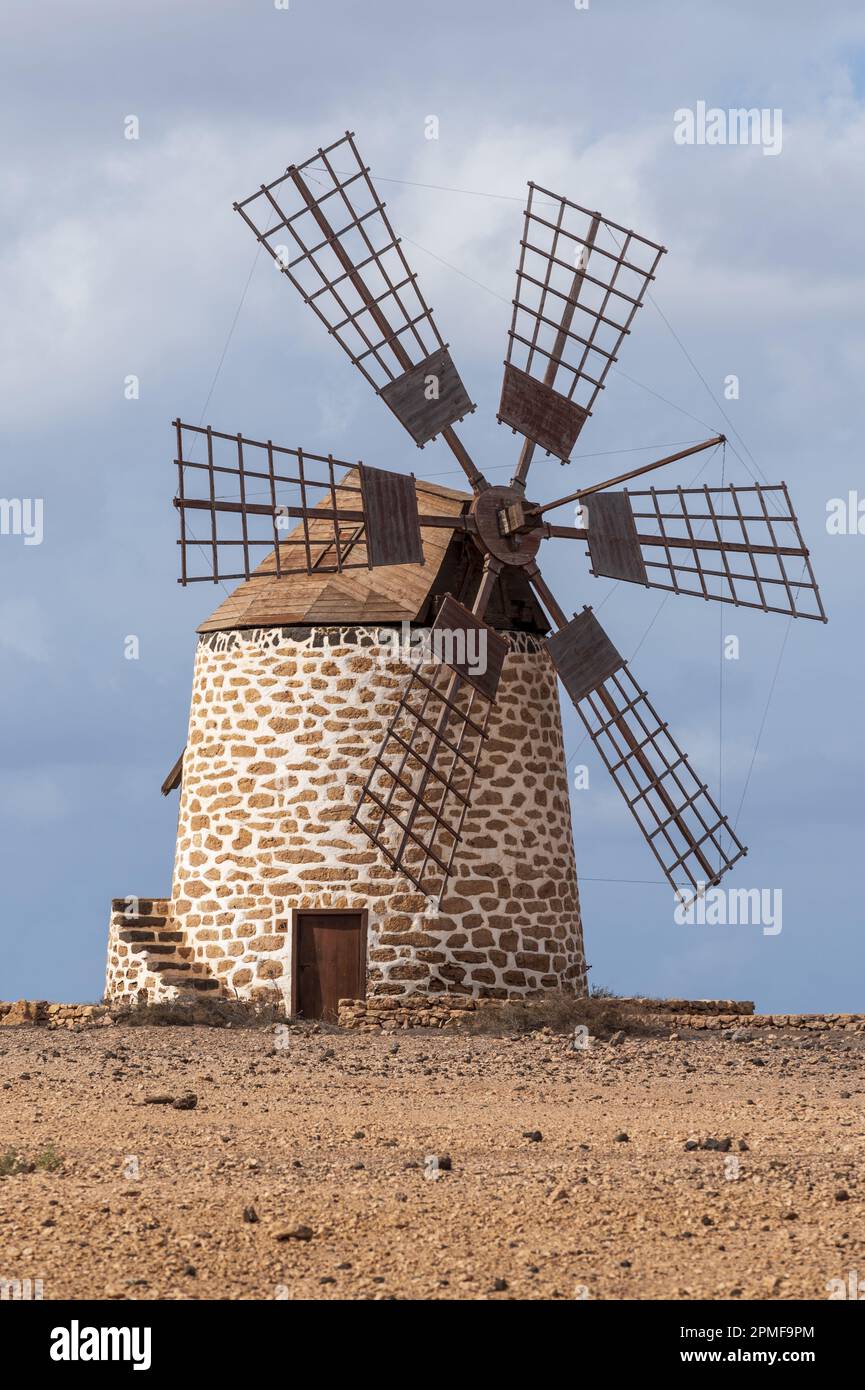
[471,485,543,568]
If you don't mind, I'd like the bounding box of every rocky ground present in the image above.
[0,1020,862,1300]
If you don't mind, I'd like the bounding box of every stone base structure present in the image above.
[105,625,586,1010]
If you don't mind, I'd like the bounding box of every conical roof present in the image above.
[198,475,470,633]
[197,472,549,635]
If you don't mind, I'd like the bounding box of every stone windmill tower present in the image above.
[105,134,825,1018]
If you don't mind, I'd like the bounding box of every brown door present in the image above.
[294,912,366,1021]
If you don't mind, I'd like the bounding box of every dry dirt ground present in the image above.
[0,1021,862,1301]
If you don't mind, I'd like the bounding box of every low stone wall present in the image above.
[337,995,865,1033]
[625,997,755,1015]
[0,1000,114,1030]
[3,995,864,1034]
[338,994,492,1031]
[336,995,758,1031]
[665,1011,865,1032]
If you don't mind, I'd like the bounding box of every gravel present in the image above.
[0,1023,861,1299]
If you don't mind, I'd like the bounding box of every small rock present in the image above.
[140,1095,175,1106]
[835,1189,850,1202]
[608,1030,625,1046]
[172,1093,198,1111]
[614,1132,629,1143]
[491,1277,508,1292]
[276,1225,314,1242]
[731,1028,751,1042]
[522,1130,543,1143]
[547,1184,568,1204]
[243,1205,259,1223]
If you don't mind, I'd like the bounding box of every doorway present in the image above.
[291,910,367,1021]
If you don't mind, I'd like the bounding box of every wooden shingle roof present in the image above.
[197,474,471,633]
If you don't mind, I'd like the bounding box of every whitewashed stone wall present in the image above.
[107,625,586,1007]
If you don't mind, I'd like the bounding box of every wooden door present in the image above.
[293,912,366,1021]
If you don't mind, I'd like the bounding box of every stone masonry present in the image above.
[105,624,586,1009]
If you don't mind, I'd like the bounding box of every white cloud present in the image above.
[4,90,865,435]
[0,597,52,663]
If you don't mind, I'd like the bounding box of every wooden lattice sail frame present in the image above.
[170,130,828,904]
[499,182,665,464]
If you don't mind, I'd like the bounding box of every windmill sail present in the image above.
[583,483,826,621]
[547,608,747,895]
[350,596,509,899]
[173,421,433,582]
[234,132,475,449]
[499,184,665,462]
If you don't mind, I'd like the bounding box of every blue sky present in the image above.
[1,0,863,1010]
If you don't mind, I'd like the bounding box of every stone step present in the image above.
[111,913,171,930]
[150,957,190,972]
[119,930,184,946]
[159,972,220,992]
[111,899,170,917]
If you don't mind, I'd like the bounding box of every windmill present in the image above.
[172,130,826,920]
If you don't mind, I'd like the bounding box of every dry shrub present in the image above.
[114,995,289,1029]
[460,990,652,1038]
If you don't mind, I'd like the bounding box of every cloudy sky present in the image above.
[1,0,863,1010]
